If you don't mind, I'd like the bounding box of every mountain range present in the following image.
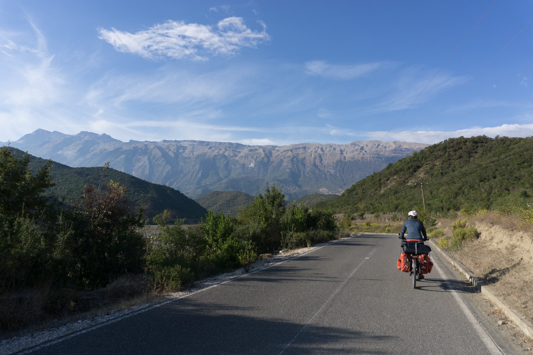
[4,129,428,200]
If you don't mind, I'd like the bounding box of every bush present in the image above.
[238,184,285,253]
[428,228,444,239]
[452,219,468,230]
[149,265,194,291]
[452,226,480,243]
[56,182,146,290]
[238,249,257,272]
[339,215,351,230]
[438,236,452,249]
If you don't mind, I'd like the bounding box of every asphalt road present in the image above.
[20,234,516,354]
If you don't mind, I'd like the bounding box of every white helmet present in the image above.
[408,210,418,217]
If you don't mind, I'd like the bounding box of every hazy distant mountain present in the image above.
[6,130,429,199]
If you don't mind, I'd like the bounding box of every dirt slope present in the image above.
[442,215,533,324]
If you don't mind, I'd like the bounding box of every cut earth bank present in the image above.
[432,213,533,350]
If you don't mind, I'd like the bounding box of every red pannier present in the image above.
[397,252,410,272]
[418,254,433,274]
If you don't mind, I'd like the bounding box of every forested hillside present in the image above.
[289,194,338,208]
[195,191,254,216]
[318,136,533,214]
[10,148,208,222]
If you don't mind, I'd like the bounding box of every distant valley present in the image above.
[4,129,429,200]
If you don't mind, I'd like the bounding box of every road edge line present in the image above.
[429,239,533,340]
[9,235,358,354]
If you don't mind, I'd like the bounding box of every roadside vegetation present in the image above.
[0,148,341,332]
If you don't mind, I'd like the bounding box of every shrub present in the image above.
[308,230,336,244]
[56,182,146,290]
[339,215,351,230]
[438,236,452,249]
[149,265,194,291]
[453,226,480,242]
[428,228,444,239]
[201,211,235,256]
[238,184,285,253]
[238,249,257,272]
[308,210,337,232]
[452,219,468,231]
[282,231,307,250]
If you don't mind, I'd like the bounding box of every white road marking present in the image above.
[433,260,504,354]
[15,239,345,354]
[279,246,378,355]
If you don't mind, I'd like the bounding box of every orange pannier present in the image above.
[418,254,433,274]
[397,252,410,272]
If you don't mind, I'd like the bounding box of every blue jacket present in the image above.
[399,218,427,240]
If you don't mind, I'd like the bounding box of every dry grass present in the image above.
[436,211,533,325]
[0,274,151,333]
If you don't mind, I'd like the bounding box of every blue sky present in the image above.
[1,0,533,145]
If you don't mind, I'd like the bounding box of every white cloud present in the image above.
[1,39,39,56]
[520,76,528,87]
[317,108,333,119]
[367,123,533,144]
[0,22,65,109]
[209,5,231,13]
[97,17,270,61]
[304,60,381,79]
[240,138,276,145]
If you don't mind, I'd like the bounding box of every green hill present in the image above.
[195,191,255,216]
[6,148,208,222]
[317,136,533,214]
[289,194,339,208]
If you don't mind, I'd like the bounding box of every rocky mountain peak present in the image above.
[5,130,429,200]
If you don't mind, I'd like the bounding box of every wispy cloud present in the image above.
[304,60,382,80]
[82,116,365,145]
[97,17,270,61]
[368,67,465,114]
[0,21,65,107]
[317,108,333,119]
[367,123,533,144]
[84,64,259,113]
[209,5,231,13]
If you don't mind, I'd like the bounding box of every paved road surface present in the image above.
[20,234,516,354]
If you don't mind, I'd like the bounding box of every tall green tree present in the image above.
[0,148,56,225]
[238,184,286,252]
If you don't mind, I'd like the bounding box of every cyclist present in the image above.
[398,210,428,241]
[398,210,428,279]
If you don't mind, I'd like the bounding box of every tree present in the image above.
[56,182,146,289]
[0,148,56,225]
[238,184,286,252]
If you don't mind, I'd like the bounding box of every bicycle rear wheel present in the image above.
[412,259,418,288]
